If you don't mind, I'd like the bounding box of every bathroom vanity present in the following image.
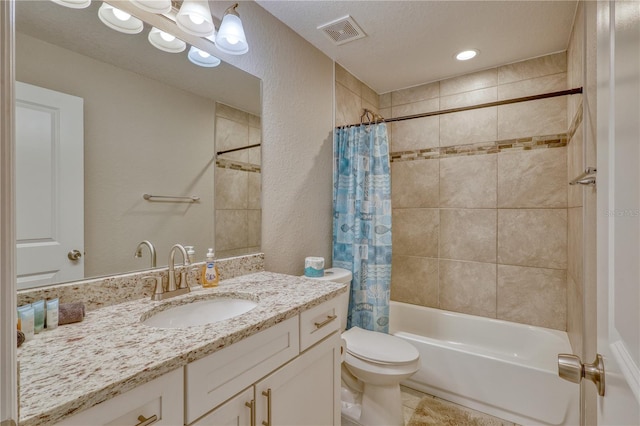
[17,272,346,426]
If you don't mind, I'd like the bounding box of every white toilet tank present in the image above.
[304,267,352,331]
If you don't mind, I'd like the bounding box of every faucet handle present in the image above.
[143,275,165,301]
[178,271,188,289]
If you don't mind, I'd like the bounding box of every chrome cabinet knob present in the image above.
[67,250,82,261]
[558,353,605,396]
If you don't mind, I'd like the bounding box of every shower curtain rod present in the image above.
[337,87,583,128]
[216,143,261,156]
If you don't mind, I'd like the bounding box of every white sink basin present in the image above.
[141,297,258,328]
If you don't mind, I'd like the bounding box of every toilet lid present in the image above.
[342,326,419,365]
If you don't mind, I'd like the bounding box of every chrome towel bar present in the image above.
[143,193,200,202]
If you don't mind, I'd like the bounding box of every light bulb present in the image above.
[160,31,175,42]
[112,8,131,21]
[197,49,210,58]
[226,36,239,45]
[189,13,204,25]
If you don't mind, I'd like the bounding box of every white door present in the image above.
[596,1,640,424]
[15,82,84,289]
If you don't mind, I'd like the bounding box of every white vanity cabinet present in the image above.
[191,297,342,426]
[254,332,341,426]
[55,367,184,426]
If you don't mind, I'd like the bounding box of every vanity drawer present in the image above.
[56,368,183,426]
[299,295,342,352]
[185,316,299,424]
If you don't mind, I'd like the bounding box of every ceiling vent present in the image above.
[318,15,366,46]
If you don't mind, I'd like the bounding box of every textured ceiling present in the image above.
[256,0,579,94]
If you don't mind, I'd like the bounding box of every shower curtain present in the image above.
[333,122,392,333]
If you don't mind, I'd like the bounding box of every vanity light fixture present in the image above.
[215,3,249,55]
[187,46,221,67]
[130,0,172,14]
[148,27,187,53]
[455,49,479,61]
[176,0,216,37]
[50,0,91,8]
[98,3,144,34]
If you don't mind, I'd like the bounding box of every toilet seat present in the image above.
[342,326,419,365]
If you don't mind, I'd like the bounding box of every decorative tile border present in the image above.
[216,158,261,173]
[391,134,568,163]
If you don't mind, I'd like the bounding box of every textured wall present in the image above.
[219,2,334,275]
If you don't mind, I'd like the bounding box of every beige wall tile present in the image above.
[248,172,261,210]
[440,107,497,146]
[216,116,249,162]
[391,116,439,151]
[335,63,361,96]
[336,82,362,127]
[568,125,584,208]
[392,82,440,105]
[217,102,249,123]
[362,99,380,117]
[391,255,439,307]
[498,52,567,84]
[248,113,261,129]
[439,260,497,317]
[380,107,391,121]
[498,147,567,208]
[440,209,497,263]
[498,209,567,269]
[362,84,379,108]
[380,92,391,109]
[392,97,439,117]
[440,155,497,208]
[566,273,583,353]
[247,209,261,247]
[440,87,497,110]
[497,97,567,140]
[568,207,583,284]
[392,208,439,257]
[498,73,567,100]
[497,265,567,330]
[248,143,261,166]
[215,210,248,251]
[391,160,439,208]
[440,68,498,96]
[216,168,248,209]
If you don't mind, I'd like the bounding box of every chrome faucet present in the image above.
[167,244,190,292]
[134,240,156,268]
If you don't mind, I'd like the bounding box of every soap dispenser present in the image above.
[201,248,219,288]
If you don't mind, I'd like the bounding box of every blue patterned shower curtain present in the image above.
[333,123,392,333]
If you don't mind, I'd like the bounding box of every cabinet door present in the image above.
[191,387,254,426]
[255,333,341,426]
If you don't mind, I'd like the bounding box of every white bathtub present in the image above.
[389,301,580,425]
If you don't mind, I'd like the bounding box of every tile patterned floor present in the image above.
[401,386,519,426]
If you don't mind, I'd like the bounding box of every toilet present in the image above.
[306,267,420,426]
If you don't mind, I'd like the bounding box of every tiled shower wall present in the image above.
[215,103,262,259]
[335,52,578,330]
[385,53,570,330]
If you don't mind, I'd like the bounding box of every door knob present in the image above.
[558,353,605,396]
[67,250,82,261]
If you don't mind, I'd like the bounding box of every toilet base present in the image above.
[359,382,404,426]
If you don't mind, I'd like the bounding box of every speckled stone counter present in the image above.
[18,271,346,426]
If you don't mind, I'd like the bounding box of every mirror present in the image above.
[15,0,262,289]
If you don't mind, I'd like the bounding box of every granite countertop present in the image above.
[18,271,346,426]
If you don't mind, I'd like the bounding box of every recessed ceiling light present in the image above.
[456,49,479,61]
